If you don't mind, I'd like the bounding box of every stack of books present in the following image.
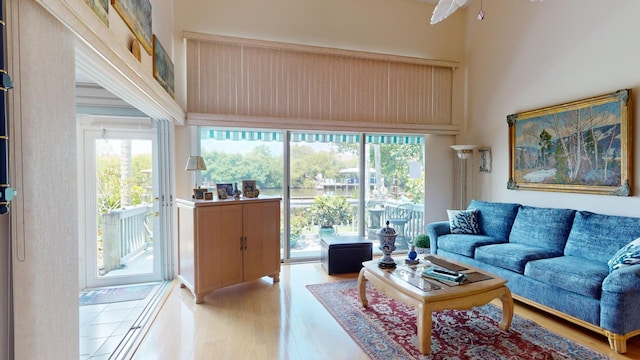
[422,266,467,286]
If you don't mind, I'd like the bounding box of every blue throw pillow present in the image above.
[447,208,481,235]
[608,237,640,272]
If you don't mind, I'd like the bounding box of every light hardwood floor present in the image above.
[132,262,640,359]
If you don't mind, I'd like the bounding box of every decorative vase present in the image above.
[416,247,431,255]
[377,221,398,268]
[318,225,336,238]
[408,245,418,261]
[233,182,242,199]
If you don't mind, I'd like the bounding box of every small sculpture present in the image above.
[377,221,398,269]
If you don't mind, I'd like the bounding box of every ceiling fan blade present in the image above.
[430,0,468,25]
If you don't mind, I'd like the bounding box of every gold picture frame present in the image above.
[111,0,152,55]
[508,89,632,196]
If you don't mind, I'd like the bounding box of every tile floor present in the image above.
[79,282,167,360]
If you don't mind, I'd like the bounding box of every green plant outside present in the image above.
[414,234,430,248]
[307,195,354,227]
[289,211,308,248]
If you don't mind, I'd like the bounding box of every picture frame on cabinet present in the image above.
[216,183,233,198]
[193,188,207,200]
[507,89,631,196]
[204,191,214,201]
[217,189,227,200]
[242,180,259,198]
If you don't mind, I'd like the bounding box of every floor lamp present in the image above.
[450,145,477,209]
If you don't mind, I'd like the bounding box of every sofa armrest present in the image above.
[602,265,640,293]
[426,221,450,254]
[601,265,640,334]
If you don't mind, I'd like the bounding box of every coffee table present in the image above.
[357,255,514,355]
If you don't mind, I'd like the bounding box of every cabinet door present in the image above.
[243,200,281,281]
[196,204,243,291]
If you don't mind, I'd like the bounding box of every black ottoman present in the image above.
[321,236,373,275]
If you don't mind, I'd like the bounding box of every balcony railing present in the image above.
[290,198,424,252]
[101,204,153,275]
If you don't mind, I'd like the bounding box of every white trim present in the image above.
[158,119,176,280]
[36,0,185,123]
[79,120,162,288]
[187,112,460,135]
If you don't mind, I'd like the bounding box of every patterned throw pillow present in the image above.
[608,237,640,272]
[447,208,481,235]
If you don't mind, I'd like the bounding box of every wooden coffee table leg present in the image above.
[498,286,514,331]
[357,267,368,307]
[416,302,433,355]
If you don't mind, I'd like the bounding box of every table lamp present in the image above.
[185,155,207,189]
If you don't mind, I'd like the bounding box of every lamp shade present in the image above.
[450,145,477,160]
[185,155,207,171]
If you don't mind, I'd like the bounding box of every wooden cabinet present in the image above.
[177,197,281,303]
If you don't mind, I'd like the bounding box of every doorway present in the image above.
[80,121,162,288]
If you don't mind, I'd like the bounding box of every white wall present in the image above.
[466,0,640,216]
[174,0,465,59]
[152,0,174,58]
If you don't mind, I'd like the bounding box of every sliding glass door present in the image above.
[364,135,425,251]
[289,132,361,260]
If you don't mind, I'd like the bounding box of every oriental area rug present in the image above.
[307,279,610,360]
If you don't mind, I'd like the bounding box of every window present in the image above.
[199,128,425,262]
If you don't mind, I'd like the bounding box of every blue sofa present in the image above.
[426,200,640,353]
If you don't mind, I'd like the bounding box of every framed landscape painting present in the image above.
[84,0,109,25]
[508,89,632,196]
[111,0,152,55]
[153,35,175,98]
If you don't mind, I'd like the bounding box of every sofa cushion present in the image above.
[608,237,640,272]
[447,208,480,234]
[436,233,506,257]
[524,256,609,299]
[475,243,563,273]
[509,206,575,252]
[565,211,640,264]
[467,200,520,240]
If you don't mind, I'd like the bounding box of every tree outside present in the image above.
[95,139,153,268]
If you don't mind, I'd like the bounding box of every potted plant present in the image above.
[413,234,430,254]
[308,195,353,237]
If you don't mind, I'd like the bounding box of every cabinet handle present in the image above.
[243,236,248,250]
[240,236,244,250]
